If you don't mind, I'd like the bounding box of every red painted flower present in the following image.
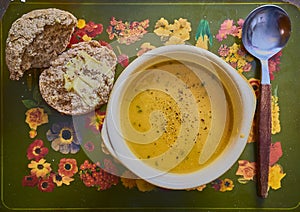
[26,139,49,161]
[99,40,113,50]
[22,174,39,187]
[84,21,103,38]
[68,20,104,47]
[117,54,129,68]
[58,158,78,177]
[269,142,283,166]
[268,51,282,80]
[79,160,119,191]
[38,177,55,192]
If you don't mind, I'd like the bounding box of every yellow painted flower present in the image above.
[171,18,191,32]
[154,17,191,45]
[186,184,207,191]
[25,107,48,138]
[268,164,286,190]
[137,42,156,56]
[82,34,92,42]
[218,43,253,74]
[52,173,74,186]
[247,120,256,143]
[219,178,234,192]
[28,159,52,178]
[77,19,86,29]
[195,184,206,191]
[171,28,190,41]
[272,95,281,134]
[165,36,185,45]
[154,18,171,37]
[121,170,137,189]
[196,34,209,50]
[136,179,155,192]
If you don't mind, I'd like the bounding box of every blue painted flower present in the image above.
[46,122,81,154]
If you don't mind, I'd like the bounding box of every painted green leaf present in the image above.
[22,99,38,109]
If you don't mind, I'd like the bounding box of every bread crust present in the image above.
[39,41,117,115]
[6,8,77,80]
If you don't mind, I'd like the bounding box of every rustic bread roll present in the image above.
[39,40,117,115]
[6,8,77,80]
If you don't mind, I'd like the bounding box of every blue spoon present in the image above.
[242,5,291,198]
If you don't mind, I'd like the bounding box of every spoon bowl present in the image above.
[242,5,291,198]
[242,5,291,62]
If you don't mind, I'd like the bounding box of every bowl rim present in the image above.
[103,44,256,189]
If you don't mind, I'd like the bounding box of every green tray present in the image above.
[1,0,299,211]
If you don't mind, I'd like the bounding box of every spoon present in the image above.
[242,5,291,198]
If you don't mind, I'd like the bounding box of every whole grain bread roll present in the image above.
[6,8,77,80]
[39,41,117,115]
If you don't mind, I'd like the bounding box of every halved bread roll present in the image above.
[39,41,117,115]
[6,8,77,80]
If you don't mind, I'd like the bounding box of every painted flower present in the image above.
[52,173,74,187]
[68,19,103,47]
[82,34,92,41]
[58,158,78,177]
[137,42,156,57]
[28,158,52,178]
[85,110,106,134]
[269,51,282,80]
[136,179,156,192]
[84,21,103,38]
[216,19,243,41]
[195,19,213,50]
[272,94,281,134]
[46,122,81,154]
[218,43,253,73]
[77,19,86,29]
[216,19,236,41]
[236,160,256,180]
[99,40,112,50]
[22,174,39,187]
[269,142,283,166]
[84,141,95,152]
[218,44,230,57]
[268,164,286,190]
[79,160,119,191]
[25,107,48,138]
[211,178,234,192]
[165,36,185,45]
[117,54,129,68]
[121,170,137,189]
[196,34,210,50]
[195,184,207,191]
[247,119,256,143]
[101,142,110,155]
[154,18,171,37]
[106,17,149,45]
[26,139,49,161]
[219,178,234,192]
[248,78,260,98]
[170,18,191,41]
[211,179,222,191]
[186,184,207,191]
[38,177,55,192]
[154,17,191,45]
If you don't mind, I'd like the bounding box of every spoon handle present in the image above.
[257,83,272,198]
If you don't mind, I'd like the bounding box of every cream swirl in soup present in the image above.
[120,60,233,174]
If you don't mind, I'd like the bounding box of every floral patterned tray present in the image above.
[1,0,300,211]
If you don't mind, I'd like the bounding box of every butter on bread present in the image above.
[39,41,117,115]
